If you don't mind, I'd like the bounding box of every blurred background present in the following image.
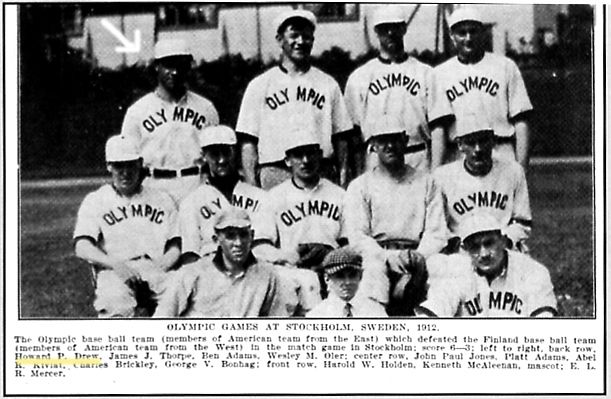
[20,3,593,178]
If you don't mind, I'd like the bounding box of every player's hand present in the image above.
[112,262,141,284]
[386,249,426,275]
[296,243,334,269]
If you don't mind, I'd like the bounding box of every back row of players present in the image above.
[74,6,557,318]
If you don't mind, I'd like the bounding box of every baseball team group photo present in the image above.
[18,3,595,319]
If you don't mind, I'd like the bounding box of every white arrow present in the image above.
[101,18,141,53]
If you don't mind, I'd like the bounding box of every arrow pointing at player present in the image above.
[101,18,141,53]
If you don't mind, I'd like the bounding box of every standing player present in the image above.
[73,135,180,317]
[433,7,533,169]
[343,115,447,315]
[433,114,532,252]
[416,213,557,317]
[344,5,450,172]
[236,9,353,189]
[121,39,219,202]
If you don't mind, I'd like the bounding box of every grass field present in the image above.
[18,161,594,318]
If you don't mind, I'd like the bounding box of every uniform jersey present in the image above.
[265,178,345,253]
[154,251,281,317]
[73,185,179,260]
[345,56,449,146]
[433,52,532,142]
[179,181,272,257]
[421,252,557,317]
[343,166,448,258]
[120,90,219,170]
[433,157,531,244]
[235,65,353,164]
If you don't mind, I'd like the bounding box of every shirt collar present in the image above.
[154,87,188,104]
[212,247,257,278]
[278,63,311,75]
[377,53,409,64]
[291,176,322,191]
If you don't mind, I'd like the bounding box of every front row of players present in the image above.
[74,118,555,317]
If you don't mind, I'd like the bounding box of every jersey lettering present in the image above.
[452,191,509,215]
[445,76,500,102]
[232,194,259,212]
[488,291,522,314]
[265,88,290,110]
[368,73,421,96]
[279,200,341,227]
[141,106,207,133]
[296,86,325,109]
[102,204,165,226]
[464,291,523,315]
[199,197,223,219]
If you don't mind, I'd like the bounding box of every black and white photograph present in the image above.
[5,2,605,396]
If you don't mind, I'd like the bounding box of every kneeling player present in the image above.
[416,213,557,318]
[74,135,180,317]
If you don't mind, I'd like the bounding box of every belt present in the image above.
[378,239,419,250]
[405,142,427,154]
[148,166,200,179]
[495,135,515,145]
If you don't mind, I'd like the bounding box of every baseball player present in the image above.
[433,7,533,169]
[154,207,283,317]
[179,125,272,266]
[433,113,532,252]
[416,213,557,317]
[343,114,447,315]
[258,128,347,313]
[236,9,354,190]
[73,135,180,317]
[307,247,388,318]
[344,5,450,173]
[120,39,219,202]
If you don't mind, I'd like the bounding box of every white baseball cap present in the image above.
[214,207,252,230]
[372,5,406,27]
[200,125,237,148]
[362,114,405,142]
[447,7,483,30]
[274,9,316,34]
[458,213,502,242]
[284,126,320,154]
[154,39,192,60]
[455,111,493,139]
[105,135,141,163]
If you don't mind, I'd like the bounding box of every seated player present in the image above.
[433,113,531,253]
[261,128,347,313]
[178,125,270,265]
[307,247,387,317]
[154,207,282,317]
[344,115,446,315]
[416,213,558,318]
[73,135,180,317]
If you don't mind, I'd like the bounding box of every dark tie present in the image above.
[344,302,353,318]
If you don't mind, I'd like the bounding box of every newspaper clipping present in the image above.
[4,2,606,397]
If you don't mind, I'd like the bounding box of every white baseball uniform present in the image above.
[179,181,274,257]
[420,252,557,317]
[433,157,532,246]
[266,178,345,253]
[433,52,533,161]
[73,184,179,317]
[235,66,353,164]
[344,56,450,171]
[120,89,219,201]
[344,166,448,303]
